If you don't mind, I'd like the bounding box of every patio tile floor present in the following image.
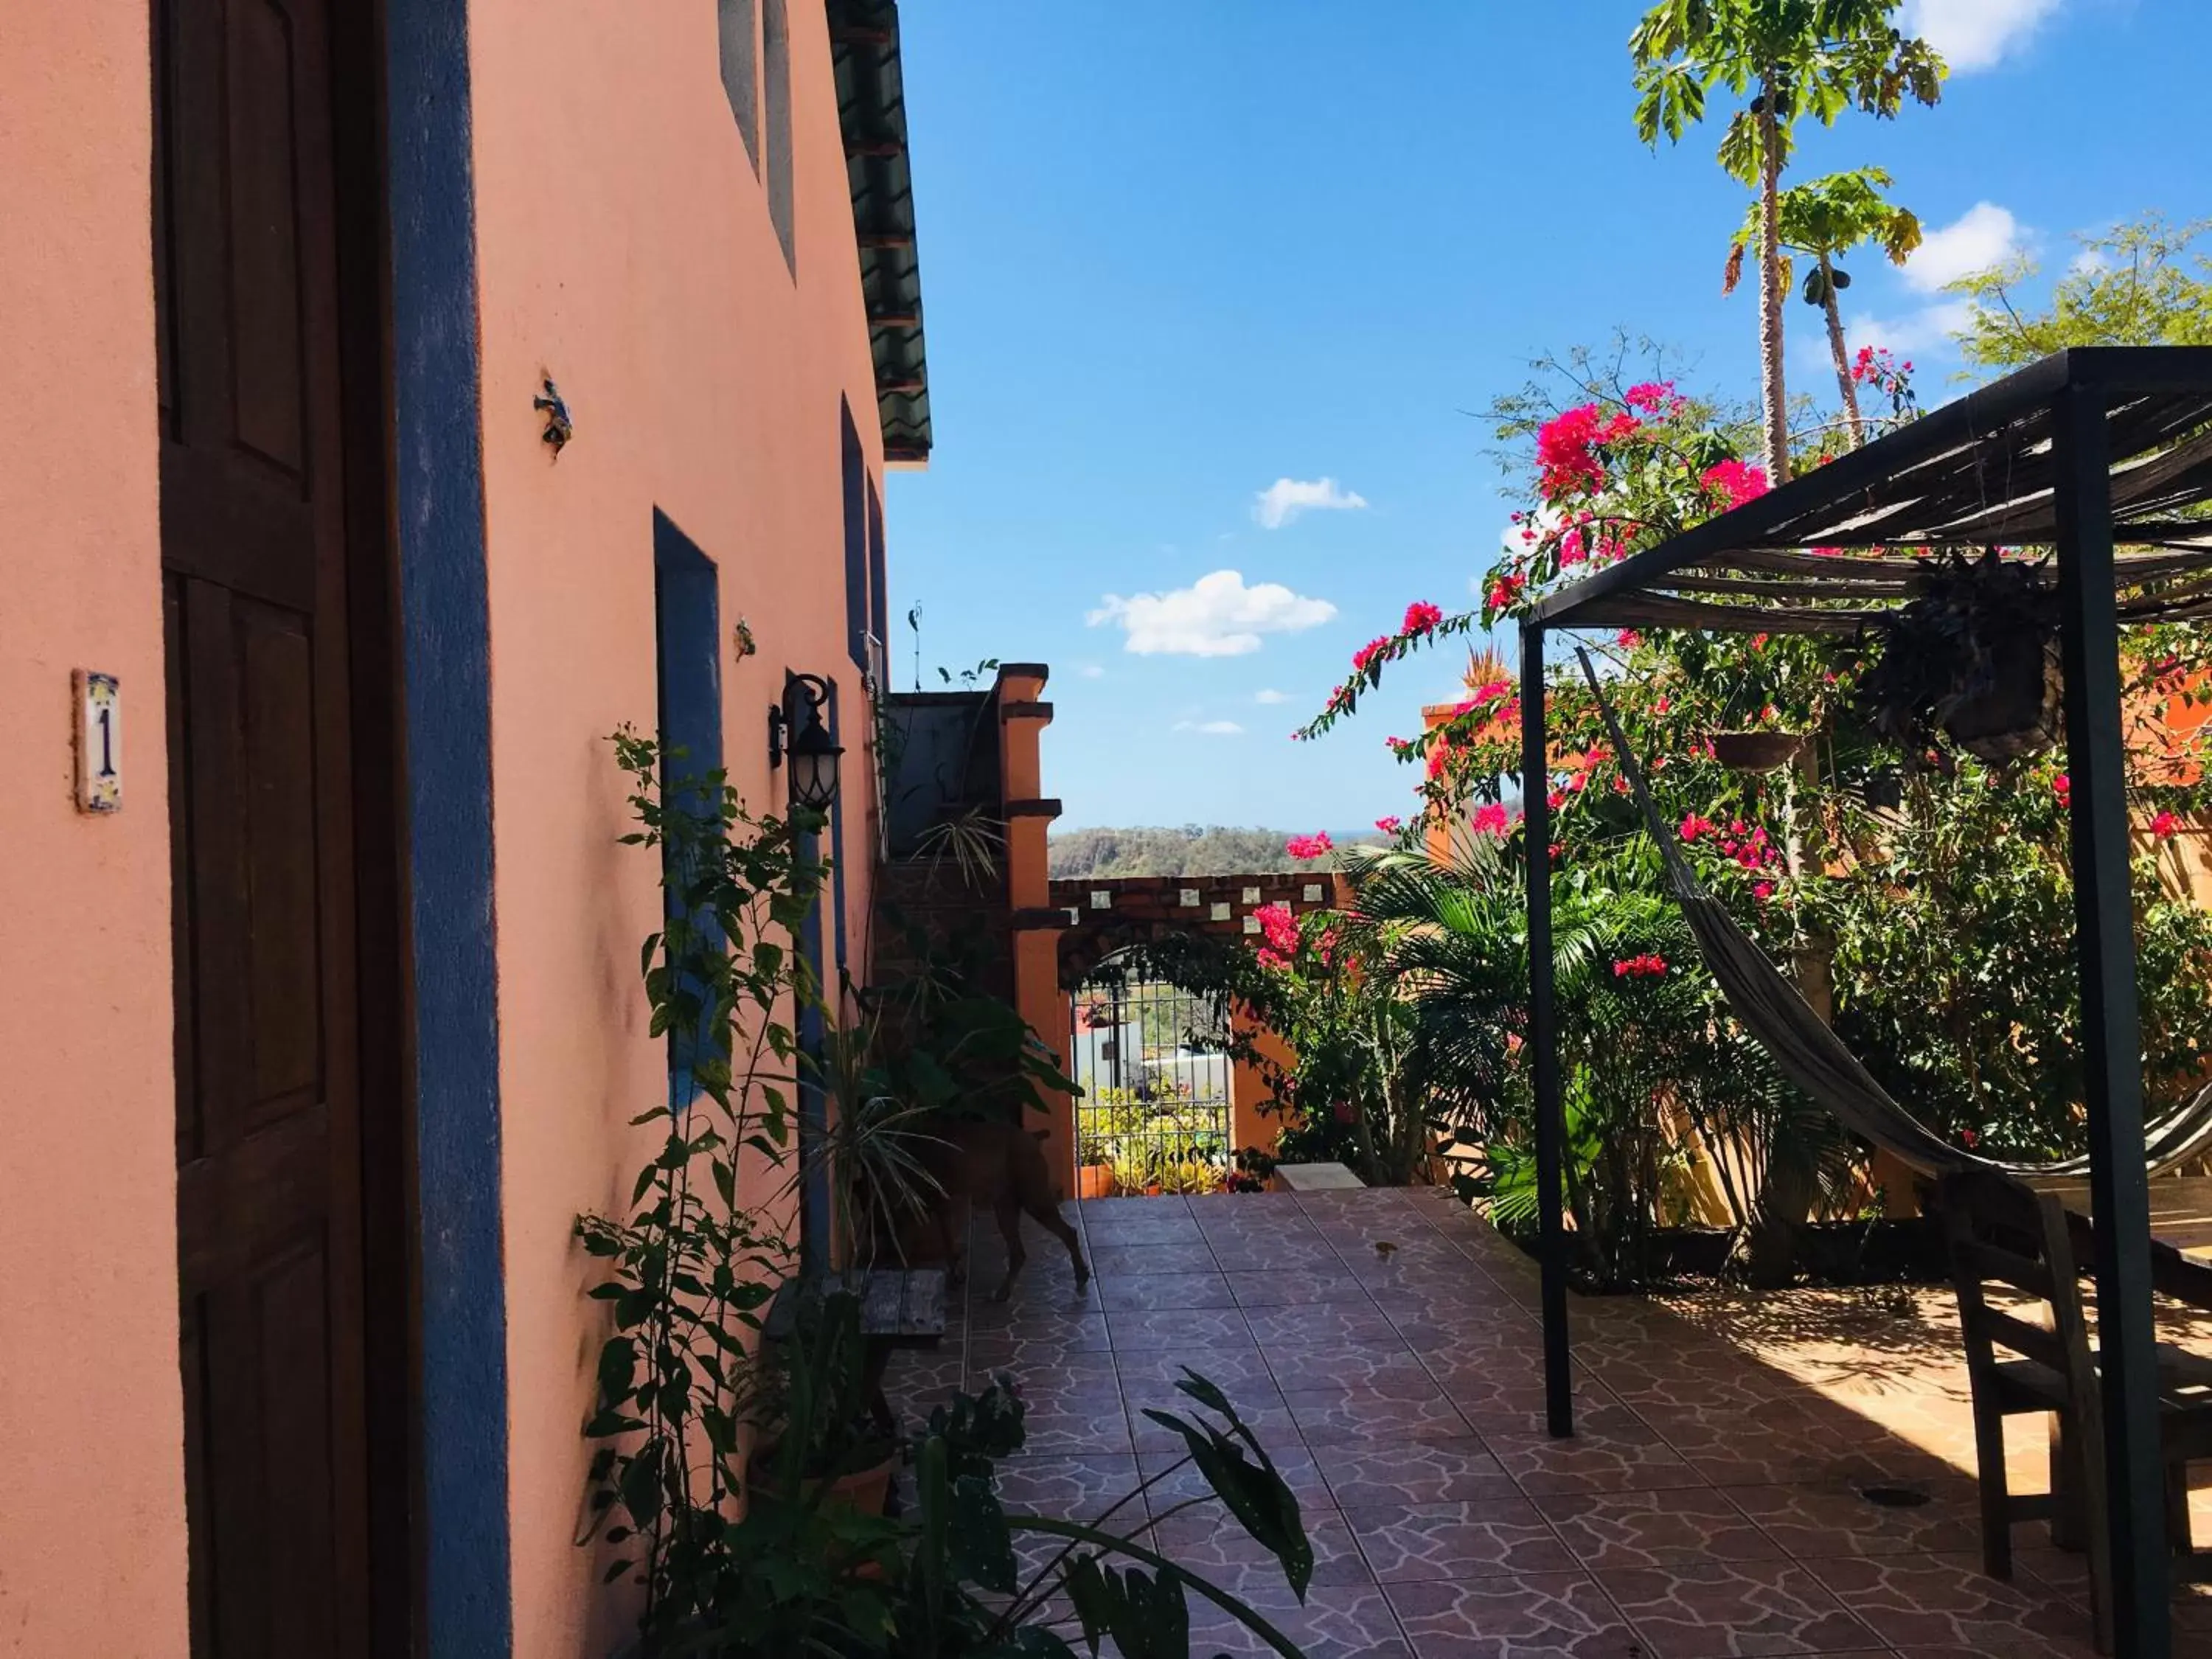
[881,1186,2212,1656]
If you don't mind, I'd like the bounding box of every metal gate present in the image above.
[1069,961,1232,1195]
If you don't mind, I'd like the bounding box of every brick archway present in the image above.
[1043,872,1351,990]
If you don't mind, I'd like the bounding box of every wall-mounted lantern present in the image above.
[768,672,844,812]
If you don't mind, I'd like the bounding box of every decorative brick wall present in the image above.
[1040,870,1353,990]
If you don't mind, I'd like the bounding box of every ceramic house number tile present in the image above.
[75,671,121,813]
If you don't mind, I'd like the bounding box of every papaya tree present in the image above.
[1725,167,1922,446]
[1632,0,1944,481]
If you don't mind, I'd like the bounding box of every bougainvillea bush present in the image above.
[1287,341,2212,1275]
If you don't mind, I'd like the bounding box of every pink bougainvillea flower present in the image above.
[2152,810,2180,839]
[1680,813,1715,841]
[1486,570,1527,611]
[1332,1100,1360,1124]
[1653,695,1670,714]
[1470,678,1513,705]
[1375,815,1404,835]
[1547,789,1567,812]
[1700,459,1770,509]
[1253,901,1299,957]
[1350,636,1391,674]
[1285,831,1335,860]
[1470,801,1511,836]
[1623,380,1679,413]
[1753,880,1775,902]
[1616,630,1643,649]
[2054,773,2071,806]
[1425,742,1454,782]
[1611,953,1667,979]
[1536,403,1638,500]
[1959,1126,1980,1149]
[1402,600,1444,634]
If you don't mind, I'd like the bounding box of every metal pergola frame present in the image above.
[1519,347,2212,1659]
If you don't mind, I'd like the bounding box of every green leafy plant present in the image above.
[576,729,832,1645]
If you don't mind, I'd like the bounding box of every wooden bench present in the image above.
[1274,1161,1365,1192]
[761,1266,948,1436]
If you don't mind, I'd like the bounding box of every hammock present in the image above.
[1572,648,2212,1180]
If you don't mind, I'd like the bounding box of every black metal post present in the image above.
[2053,383,2168,1657]
[1521,623,1573,1437]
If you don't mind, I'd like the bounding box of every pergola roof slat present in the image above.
[1533,347,2212,635]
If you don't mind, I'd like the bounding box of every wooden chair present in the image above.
[1939,1170,2212,1652]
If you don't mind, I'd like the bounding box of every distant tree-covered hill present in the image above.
[1046,825,1382,879]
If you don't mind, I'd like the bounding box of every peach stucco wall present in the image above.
[465,2,888,1652]
[0,4,190,1656]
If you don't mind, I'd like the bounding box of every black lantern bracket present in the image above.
[768,671,844,813]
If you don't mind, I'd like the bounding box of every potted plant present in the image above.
[1708,729,1808,772]
[1857,546,2060,762]
[1075,1118,1114,1200]
[744,1288,900,1520]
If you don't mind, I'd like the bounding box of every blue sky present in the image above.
[884,0,2206,833]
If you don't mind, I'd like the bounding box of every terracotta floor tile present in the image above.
[1723,1478,1983,1558]
[1490,1426,1708,1497]
[1138,1441,1329,1513]
[1440,1377,1623,1439]
[1085,1239,1221,1276]
[1384,1571,1643,1658]
[990,1451,1147,1527]
[1146,1502,1374,1590]
[1265,1340,1434,1391]
[1094,1268,1237,1312]
[1224,1267,1377,1307]
[966,1299,1108,1346]
[1540,1488,1784,1571]
[1343,1497,1579,1582]
[1271,1362,1453,1402]
[1805,1551,2100,1655]
[1208,1236,1347,1272]
[963,1348,1120,1397]
[1315,1436,1521,1508]
[964,1319,1112,1370]
[1284,1385,1479,1445]
[1187,1582,1415,1659]
[1015,1397,1134,1456]
[1598,1557,1875,1656]
[1110,1341,1274,1390]
[1105,1306,1251,1349]
[1244,1301,1408,1349]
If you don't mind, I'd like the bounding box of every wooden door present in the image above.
[155,0,387,1652]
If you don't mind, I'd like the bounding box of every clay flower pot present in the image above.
[1076,1162,1113,1200]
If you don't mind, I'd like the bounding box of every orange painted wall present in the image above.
[0,5,191,1656]
[465,2,890,1650]
[997,671,1077,1182]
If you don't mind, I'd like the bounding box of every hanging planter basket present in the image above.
[1708,731,1808,773]
[1856,547,2060,764]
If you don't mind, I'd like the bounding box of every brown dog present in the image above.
[917,1119,1090,1303]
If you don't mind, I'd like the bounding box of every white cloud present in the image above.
[1077,663,1106,679]
[1086,568,1337,657]
[1253,688,1290,705]
[1843,299,1975,357]
[1252,476,1370,529]
[1173,719,1245,737]
[1902,0,2062,72]
[1905,202,2025,291]
[2071,246,2113,276]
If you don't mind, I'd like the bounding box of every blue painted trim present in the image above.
[384,0,512,1651]
[653,511,726,1107]
[828,678,849,988]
